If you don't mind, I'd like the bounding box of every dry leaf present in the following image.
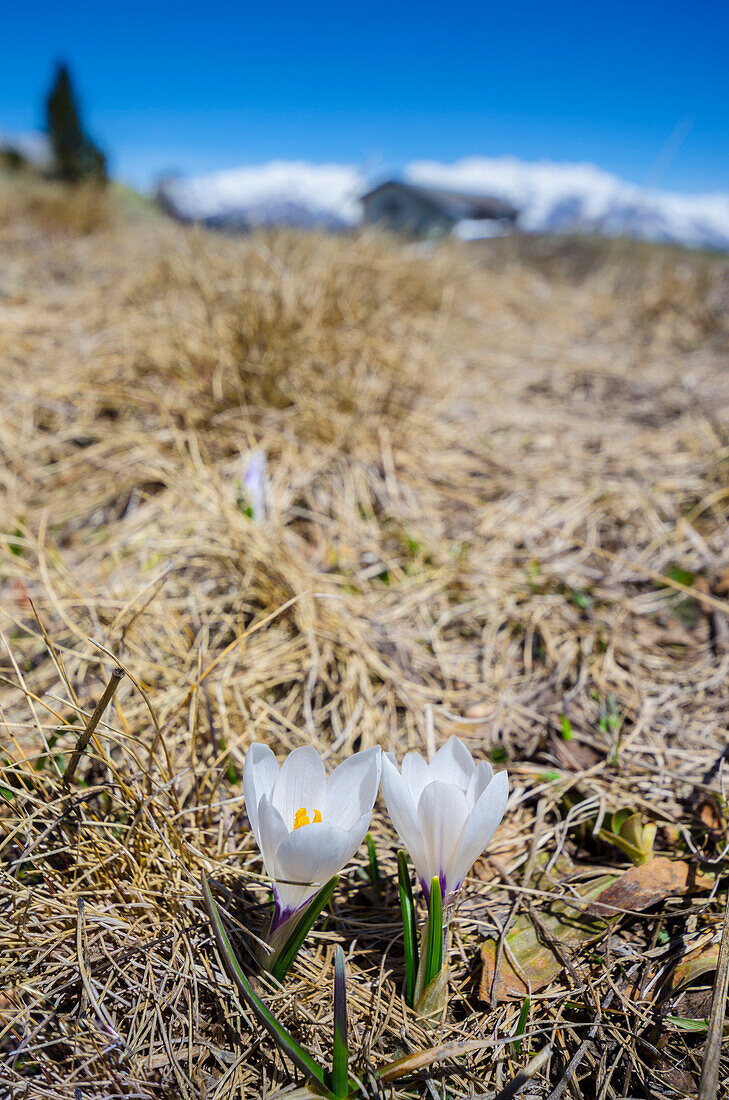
[548,731,601,771]
[665,943,720,995]
[586,858,712,918]
[481,858,713,1003]
[479,873,617,1001]
[697,797,725,833]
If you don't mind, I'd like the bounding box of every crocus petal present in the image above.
[242,742,279,847]
[467,759,495,806]
[273,822,353,914]
[381,753,429,879]
[272,745,326,830]
[427,737,475,792]
[341,810,376,863]
[256,793,290,878]
[416,780,471,896]
[401,751,431,801]
[451,770,509,894]
[325,747,381,831]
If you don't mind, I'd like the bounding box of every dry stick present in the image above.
[87,638,175,797]
[489,1044,552,1100]
[566,533,729,616]
[63,667,125,787]
[546,990,615,1100]
[89,638,161,735]
[698,886,729,1100]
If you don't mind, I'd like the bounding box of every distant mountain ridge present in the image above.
[158,161,362,231]
[160,156,729,250]
[406,157,729,251]
[4,127,726,250]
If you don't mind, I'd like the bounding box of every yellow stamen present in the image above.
[293,806,323,829]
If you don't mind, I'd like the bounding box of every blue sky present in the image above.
[2,0,728,192]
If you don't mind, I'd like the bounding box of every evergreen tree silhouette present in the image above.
[45,63,106,183]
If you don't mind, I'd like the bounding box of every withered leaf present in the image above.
[548,731,601,771]
[479,873,617,1002]
[697,797,725,833]
[666,942,720,995]
[480,858,713,1004]
[586,857,712,918]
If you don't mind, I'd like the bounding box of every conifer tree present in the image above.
[45,63,106,183]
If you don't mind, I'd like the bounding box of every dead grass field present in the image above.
[1,181,729,1099]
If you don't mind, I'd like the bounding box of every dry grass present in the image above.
[1,188,729,1098]
[0,175,115,235]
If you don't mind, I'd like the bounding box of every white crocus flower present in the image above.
[243,743,382,931]
[381,737,508,906]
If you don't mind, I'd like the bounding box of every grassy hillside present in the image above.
[1,186,728,1098]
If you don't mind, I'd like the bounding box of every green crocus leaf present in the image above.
[397,850,419,1007]
[332,946,350,1098]
[201,874,335,1096]
[424,876,443,989]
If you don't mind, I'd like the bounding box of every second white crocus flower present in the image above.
[243,743,382,932]
[381,736,508,906]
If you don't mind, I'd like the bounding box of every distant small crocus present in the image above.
[241,448,270,522]
[381,737,508,907]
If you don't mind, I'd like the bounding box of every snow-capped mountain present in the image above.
[406,157,729,251]
[158,156,729,250]
[157,161,362,231]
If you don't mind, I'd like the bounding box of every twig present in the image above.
[489,1044,552,1100]
[698,884,729,1100]
[546,990,615,1100]
[63,666,125,787]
